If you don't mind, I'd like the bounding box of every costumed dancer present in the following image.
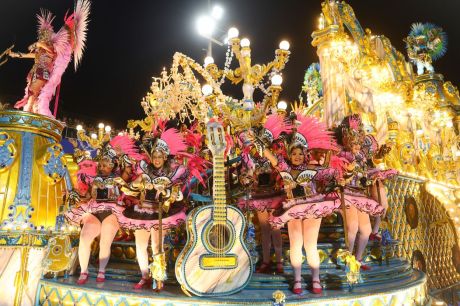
[237,114,291,274]
[261,114,340,294]
[65,135,142,284]
[116,125,190,290]
[334,115,386,270]
[360,134,397,241]
[8,0,90,117]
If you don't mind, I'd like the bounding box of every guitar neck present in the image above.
[212,154,227,224]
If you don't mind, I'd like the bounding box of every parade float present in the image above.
[0,1,459,305]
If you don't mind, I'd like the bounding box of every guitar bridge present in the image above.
[200,254,237,269]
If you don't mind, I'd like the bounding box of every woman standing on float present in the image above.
[334,115,386,270]
[116,126,189,289]
[238,114,291,274]
[359,134,396,241]
[254,114,341,294]
[66,136,142,284]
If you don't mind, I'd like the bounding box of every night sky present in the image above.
[1,0,459,128]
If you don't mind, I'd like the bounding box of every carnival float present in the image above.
[0,0,459,305]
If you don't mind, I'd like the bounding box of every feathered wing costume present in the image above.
[15,0,90,117]
[269,114,342,229]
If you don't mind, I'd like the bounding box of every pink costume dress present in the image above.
[237,154,285,212]
[361,134,398,182]
[269,156,342,229]
[65,172,125,225]
[115,160,187,231]
[337,150,386,216]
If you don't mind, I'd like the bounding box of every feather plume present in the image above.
[109,135,143,161]
[37,9,55,36]
[295,113,338,151]
[329,155,348,177]
[264,114,292,140]
[66,0,91,70]
[160,128,187,156]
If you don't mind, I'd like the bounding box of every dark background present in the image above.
[1,0,459,128]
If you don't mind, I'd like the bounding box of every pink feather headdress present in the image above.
[263,114,292,143]
[37,9,55,41]
[144,127,187,157]
[109,135,144,161]
[293,113,338,152]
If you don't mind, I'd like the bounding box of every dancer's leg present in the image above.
[288,219,303,290]
[370,183,388,234]
[302,218,322,289]
[355,211,372,261]
[98,214,119,273]
[344,205,359,253]
[150,228,166,255]
[257,210,272,264]
[134,229,151,277]
[78,214,101,280]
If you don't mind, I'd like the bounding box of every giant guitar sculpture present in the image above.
[175,121,252,296]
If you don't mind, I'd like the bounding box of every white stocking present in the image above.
[302,218,322,282]
[287,219,303,282]
[79,214,101,274]
[134,229,150,277]
[98,214,119,272]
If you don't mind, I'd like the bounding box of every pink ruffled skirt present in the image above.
[269,194,341,229]
[65,201,124,225]
[237,194,285,212]
[343,189,385,216]
[115,203,186,231]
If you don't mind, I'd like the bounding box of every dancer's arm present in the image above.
[9,51,35,59]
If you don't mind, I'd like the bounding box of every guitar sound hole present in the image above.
[205,223,232,253]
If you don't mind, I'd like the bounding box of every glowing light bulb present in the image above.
[279,40,290,51]
[277,100,288,110]
[204,56,214,67]
[271,74,283,86]
[240,38,250,48]
[211,5,223,20]
[196,15,215,37]
[98,123,104,129]
[76,125,83,131]
[91,133,97,139]
[202,84,213,96]
[227,27,239,39]
[105,125,111,133]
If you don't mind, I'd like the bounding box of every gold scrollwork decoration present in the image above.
[42,235,74,273]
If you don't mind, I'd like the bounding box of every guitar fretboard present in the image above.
[212,155,227,224]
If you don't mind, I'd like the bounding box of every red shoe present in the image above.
[76,272,89,285]
[256,262,271,274]
[133,277,152,289]
[96,271,105,283]
[292,280,303,294]
[311,280,323,294]
[359,261,372,271]
[369,232,382,242]
[275,262,284,274]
